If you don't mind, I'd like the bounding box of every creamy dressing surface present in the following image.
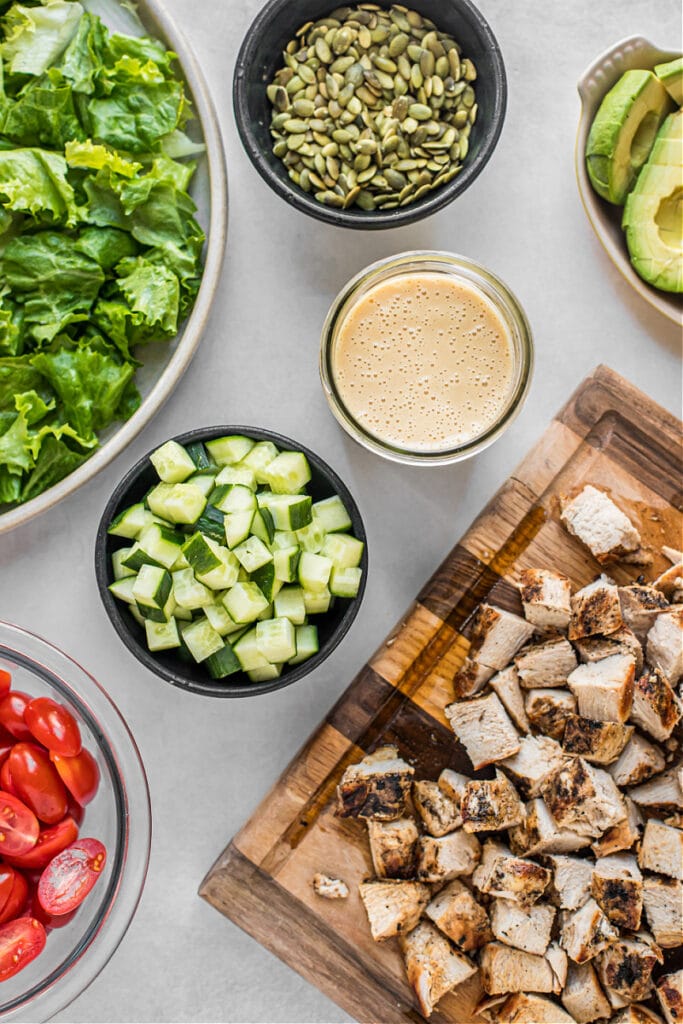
[331,272,515,452]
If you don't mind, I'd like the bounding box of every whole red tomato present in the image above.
[24,698,81,758]
[50,748,100,806]
[0,671,11,698]
[0,759,18,798]
[0,693,33,742]
[8,744,68,825]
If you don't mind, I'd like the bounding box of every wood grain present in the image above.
[200,367,683,1024]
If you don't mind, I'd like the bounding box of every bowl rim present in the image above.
[0,0,229,537]
[94,425,368,698]
[232,0,507,230]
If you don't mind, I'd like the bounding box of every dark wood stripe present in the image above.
[418,544,495,623]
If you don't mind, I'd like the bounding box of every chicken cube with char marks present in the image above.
[630,766,683,815]
[445,693,520,771]
[547,941,569,995]
[540,756,626,839]
[501,734,570,800]
[453,656,494,698]
[560,897,619,963]
[509,797,592,857]
[596,933,663,1003]
[562,714,634,764]
[489,666,530,733]
[467,603,536,672]
[619,584,670,643]
[612,1007,668,1024]
[560,485,642,566]
[473,840,551,906]
[517,568,572,631]
[366,817,419,880]
[400,920,477,1018]
[490,897,555,955]
[630,668,682,741]
[654,560,683,602]
[461,771,524,833]
[491,992,578,1024]
[515,635,578,688]
[647,609,683,686]
[561,962,612,1024]
[336,745,414,820]
[417,829,481,883]
[639,819,683,880]
[479,941,556,994]
[358,879,430,941]
[569,575,624,640]
[312,873,349,899]
[424,879,492,953]
[609,732,666,787]
[525,689,577,741]
[657,970,683,1024]
[546,854,594,910]
[591,796,643,858]
[437,768,469,807]
[567,653,635,722]
[574,625,644,674]
[412,779,461,837]
[643,875,683,948]
[591,853,643,930]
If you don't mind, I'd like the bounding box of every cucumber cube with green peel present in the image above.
[267,494,313,531]
[172,568,213,610]
[128,604,146,628]
[109,575,138,604]
[262,451,312,494]
[205,642,242,679]
[321,533,364,569]
[224,510,255,549]
[194,505,227,544]
[150,440,196,484]
[132,564,172,621]
[145,617,181,652]
[108,502,157,539]
[214,465,257,491]
[240,441,279,481]
[233,628,270,671]
[206,435,255,466]
[312,495,352,533]
[272,530,298,549]
[233,535,273,573]
[247,663,283,683]
[187,472,216,497]
[273,546,300,583]
[196,545,240,591]
[171,550,190,571]
[223,581,270,623]
[181,617,224,663]
[295,517,326,553]
[256,617,297,663]
[182,532,223,575]
[298,551,333,592]
[330,566,362,598]
[302,587,332,614]
[218,484,257,514]
[273,586,306,625]
[251,507,275,544]
[146,482,207,525]
[186,441,213,470]
[204,601,241,636]
[251,562,282,603]
[121,543,164,572]
[289,624,319,664]
[112,548,135,580]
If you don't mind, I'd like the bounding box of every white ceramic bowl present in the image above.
[0,0,228,536]
[575,35,682,325]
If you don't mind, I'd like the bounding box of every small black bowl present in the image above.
[95,426,368,698]
[233,0,507,230]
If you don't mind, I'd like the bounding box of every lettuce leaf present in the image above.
[86,78,183,153]
[0,354,45,408]
[1,0,83,76]
[74,225,137,269]
[57,10,106,93]
[115,256,179,336]
[65,137,141,178]
[20,433,89,501]
[0,68,85,148]
[0,147,78,223]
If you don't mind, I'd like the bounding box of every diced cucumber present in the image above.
[267,494,312,531]
[188,472,216,497]
[196,548,240,590]
[321,533,364,569]
[251,562,282,603]
[145,617,181,651]
[240,440,279,481]
[218,484,257,514]
[121,542,164,572]
[256,617,296,663]
[147,482,207,525]
[330,566,362,598]
[262,451,311,494]
[186,441,214,470]
[150,440,196,484]
[298,551,333,592]
[289,624,319,664]
[171,550,190,571]
[206,435,255,466]
[112,548,135,580]
[128,604,146,628]
[182,532,223,575]
[312,495,352,533]
[109,575,138,604]
[233,628,270,671]
[273,585,306,625]
[172,568,213,610]
[247,663,283,683]
[108,503,157,539]
[205,642,242,679]
[132,565,172,622]
[173,603,193,622]
[204,602,241,636]
[234,535,273,573]
[296,517,326,553]
[272,530,298,549]
[181,617,224,663]
[139,523,185,570]
[224,510,254,549]
[273,545,300,583]
[214,465,257,490]
[223,581,269,624]
[194,505,226,544]
[251,507,275,544]
[302,587,332,614]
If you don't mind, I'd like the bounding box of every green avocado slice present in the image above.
[623,110,683,293]
[586,69,673,205]
[655,56,683,106]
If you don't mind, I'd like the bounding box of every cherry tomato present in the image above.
[0,791,39,855]
[0,917,46,980]
[0,866,15,918]
[24,698,81,758]
[9,745,68,825]
[0,760,18,798]
[0,693,33,742]
[4,816,79,871]
[0,868,29,924]
[28,889,77,931]
[0,671,11,698]
[38,839,106,916]
[0,729,15,770]
[66,796,84,827]
[50,748,99,806]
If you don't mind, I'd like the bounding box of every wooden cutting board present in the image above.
[200,366,683,1024]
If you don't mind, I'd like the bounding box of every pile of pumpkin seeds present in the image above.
[266,3,478,212]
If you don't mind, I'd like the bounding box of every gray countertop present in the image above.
[2,0,681,1021]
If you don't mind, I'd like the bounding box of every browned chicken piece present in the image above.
[630,670,682,741]
[453,656,494,698]
[424,879,492,953]
[647,609,683,686]
[490,898,555,955]
[437,768,469,807]
[473,840,551,906]
[619,584,670,642]
[562,714,634,764]
[596,933,663,1003]
[400,920,477,1018]
[358,879,430,941]
[517,568,572,631]
[509,798,592,857]
[336,745,414,820]
[642,876,683,948]
[569,575,624,640]
[656,970,683,1024]
[567,653,635,722]
[540,757,626,838]
[560,486,642,565]
[366,817,419,880]
[560,897,618,963]
[591,796,642,858]
[609,732,666,787]
[547,941,569,994]
[639,819,683,879]
[412,779,461,837]
[417,829,481,883]
[492,992,578,1024]
[445,693,521,771]
[479,941,556,994]
[612,1007,667,1024]
[312,873,349,899]
[590,853,643,930]
[561,962,612,1024]
[467,603,536,671]
[525,688,577,741]
[546,854,593,910]
[654,561,683,603]
[501,734,570,799]
[461,771,524,833]
[515,635,578,688]
[630,766,683,814]
[489,666,530,733]
[574,625,644,674]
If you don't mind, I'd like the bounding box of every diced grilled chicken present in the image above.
[639,819,683,880]
[525,689,577,741]
[597,934,663,1003]
[336,745,414,820]
[541,757,626,838]
[547,941,569,995]
[619,584,670,643]
[517,568,572,631]
[656,970,683,1024]
[561,962,611,1024]
[654,560,683,602]
[367,817,419,880]
[643,876,683,948]
[312,873,349,899]
[400,920,477,1018]
[591,796,642,857]
[445,693,520,771]
[425,879,492,953]
[461,771,524,833]
[453,656,494,698]
[438,769,469,806]
[515,636,578,689]
[473,840,551,906]
[359,879,430,941]
[546,854,593,910]
[574,625,644,674]
[562,714,634,764]
[610,732,666,787]
[490,666,530,733]
[647,610,683,685]
[630,766,683,814]
[509,798,591,856]
[490,898,555,955]
[630,670,682,741]
[560,485,642,565]
[569,575,624,640]
[612,1007,667,1024]
[412,780,461,837]
[467,604,536,671]
[560,898,618,963]
[501,734,570,799]
[492,992,578,1024]
[417,829,481,883]
[590,853,643,930]
[479,941,556,994]
[567,654,635,722]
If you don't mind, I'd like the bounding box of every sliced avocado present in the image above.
[586,69,673,205]
[622,111,683,293]
[655,56,683,106]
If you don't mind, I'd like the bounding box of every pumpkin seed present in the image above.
[420,49,435,77]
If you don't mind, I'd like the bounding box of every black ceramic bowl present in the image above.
[233,0,507,230]
[95,426,368,698]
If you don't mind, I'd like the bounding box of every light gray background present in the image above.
[1,0,681,1021]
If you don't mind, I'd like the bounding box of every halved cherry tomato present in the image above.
[3,816,79,871]
[0,671,11,698]
[0,791,39,855]
[28,889,77,931]
[0,729,15,771]
[38,838,106,916]
[0,759,18,798]
[0,868,29,925]
[0,917,46,980]
[0,693,33,741]
[50,748,99,806]
[24,698,81,758]
[9,744,68,824]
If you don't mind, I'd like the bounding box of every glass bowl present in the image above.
[0,622,151,1022]
[320,251,534,464]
